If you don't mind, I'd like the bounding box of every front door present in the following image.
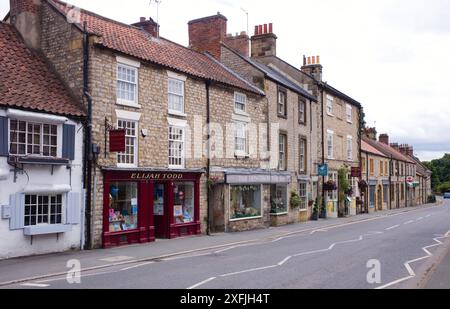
[153,183,169,239]
[377,186,383,211]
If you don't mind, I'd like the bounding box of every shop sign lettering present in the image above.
[130,173,184,180]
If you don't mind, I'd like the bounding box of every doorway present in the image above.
[153,183,169,239]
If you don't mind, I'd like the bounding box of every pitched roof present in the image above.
[0,22,84,118]
[48,0,264,96]
[320,82,362,109]
[362,136,415,164]
[221,44,317,102]
[362,139,388,158]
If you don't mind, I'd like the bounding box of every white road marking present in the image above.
[187,277,217,290]
[100,256,134,263]
[278,256,292,266]
[376,234,450,289]
[121,261,154,271]
[416,217,424,221]
[386,225,400,231]
[310,229,328,235]
[164,252,212,261]
[220,265,279,277]
[404,220,414,225]
[21,283,50,288]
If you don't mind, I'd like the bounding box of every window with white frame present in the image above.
[279,133,287,170]
[299,136,307,174]
[327,131,334,159]
[234,92,247,113]
[234,121,248,156]
[117,119,138,166]
[278,89,287,117]
[346,104,352,123]
[24,194,63,226]
[326,95,334,115]
[347,136,353,161]
[168,78,185,114]
[327,172,338,200]
[169,125,185,168]
[298,98,306,124]
[9,120,58,157]
[299,182,308,210]
[117,63,138,105]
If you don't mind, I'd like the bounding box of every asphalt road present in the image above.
[5,200,450,289]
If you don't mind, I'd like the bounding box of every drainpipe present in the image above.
[320,87,325,210]
[83,22,93,250]
[389,155,393,210]
[205,80,211,236]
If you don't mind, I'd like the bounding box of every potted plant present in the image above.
[311,197,320,221]
[323,180,337,191]
[319,197,327,219]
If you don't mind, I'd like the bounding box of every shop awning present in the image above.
[222,169,291,185]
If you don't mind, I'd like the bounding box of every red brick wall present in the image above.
[223,33,249,57]
[132,18,159,37]
[188,14,227,60]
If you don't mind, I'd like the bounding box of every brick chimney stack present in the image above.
[188,13,228,60]
[9,0,42,49]
[223,31,249,57]
[132,17,159,37]
[408,146,414,157]
[301,54,323,81]
[379,134,389,145]
[363,127,377,140]
[251,23,277,58]
[390,143,400,152]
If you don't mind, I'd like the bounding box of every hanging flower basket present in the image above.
[345,187,354,197]
[358,180,368,190]
[323,180,337,191]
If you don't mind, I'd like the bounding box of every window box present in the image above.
[23,224,72,236]
[8,156,70,166]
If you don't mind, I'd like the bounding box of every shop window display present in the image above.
[270,184,288,214]
[173,182,195,224]
[154,184,165,216]
[109,182,138,232]
[230,185,262,220]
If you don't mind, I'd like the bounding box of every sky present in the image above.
[1,0,449,162]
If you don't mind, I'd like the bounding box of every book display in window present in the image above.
[109,182,138,232]
[173,182,194,224]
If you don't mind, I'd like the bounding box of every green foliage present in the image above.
[338,167,350,204]
[424,154,450,192]
[290,190,301,209]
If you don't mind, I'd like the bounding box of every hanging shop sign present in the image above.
[109,129,126,153]
[318,164,329,177]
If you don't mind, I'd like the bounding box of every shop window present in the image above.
[383,185,389,203]
[230,185,262,220]
[270,184,288,214]
[173,182,195,224]
[109,182,138,232]
[369,185,376,207]
[25,194,62,226]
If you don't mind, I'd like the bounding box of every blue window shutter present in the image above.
[62,124,76,160]
[66,192,81,225]
[0,116,8,157]
[9,193,24,230]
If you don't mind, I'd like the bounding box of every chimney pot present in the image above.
[312,56,316,65]
[317,55,320,64]
[263,24,268,34]
[258,25,263,35]
[140,17,146,22]
[308,57,311,65]
[269,23,273,33]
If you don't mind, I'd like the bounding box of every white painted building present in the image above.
[0,22,86,259]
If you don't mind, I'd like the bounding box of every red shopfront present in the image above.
[102,169,202,248]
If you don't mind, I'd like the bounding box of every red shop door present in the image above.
[153,183,170,239]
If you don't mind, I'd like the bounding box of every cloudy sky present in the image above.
[1,0,449,161]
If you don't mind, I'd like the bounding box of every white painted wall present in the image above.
[0,109,85,260]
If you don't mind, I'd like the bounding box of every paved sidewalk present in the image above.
[425,239,450,289]
[0,202,442,286]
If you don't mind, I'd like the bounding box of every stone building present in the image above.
[247,28,363,218]
[188,15,320,228]
[8,0,276,248]
[0,19,85,259]
[361,139,391,213]
[363,132,417,209]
